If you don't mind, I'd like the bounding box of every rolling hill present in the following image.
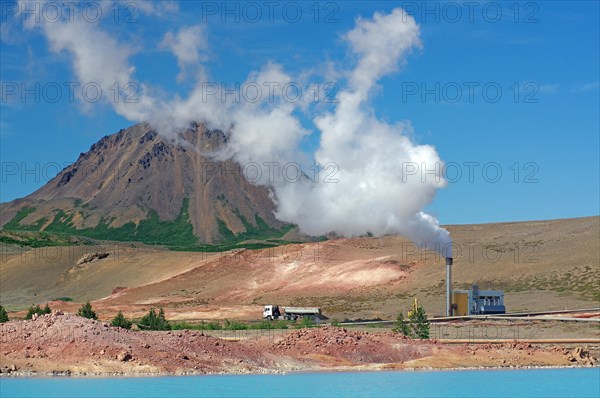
[1,216,597,320]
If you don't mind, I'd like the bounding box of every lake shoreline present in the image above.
[2,363,598,379]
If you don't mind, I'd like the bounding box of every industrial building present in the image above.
[451,284,506,316]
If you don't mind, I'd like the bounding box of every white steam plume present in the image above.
[16,3,451,255]
[272,9,452,255]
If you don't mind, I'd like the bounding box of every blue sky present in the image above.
[1,1,598,226]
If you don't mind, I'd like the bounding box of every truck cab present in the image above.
[263,305,281,320]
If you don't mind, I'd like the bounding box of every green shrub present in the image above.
[394,305,430,339]
[223,319,248,330]
[172,322,197,330]
[77,301,98,320]
[295,316,317,329]
[201,321,223,330]
[268,320,290,330]
[0,306,9,323]
[171,319,291,331]
[25,304,51,320]
[410,306,430,339]
[54,297,73,302]
[251,320,278,330]
[330,318,341,327]
[138,307,171,331]
[393,312,412,337]
[25,305,41,320]
[110,311,132,329]
[243,320,291,330]
[172,321,223,330]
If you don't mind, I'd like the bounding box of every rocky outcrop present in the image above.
[77,252,110,266]
[564,346,598,365]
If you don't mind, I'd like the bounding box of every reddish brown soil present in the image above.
[263,327,432,365]
[1,312,596,376]
[0,312,271,375]
[3,217,598,322]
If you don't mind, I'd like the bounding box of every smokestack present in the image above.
[446,257,453,316]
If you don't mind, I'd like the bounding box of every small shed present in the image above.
[451,284,505,316]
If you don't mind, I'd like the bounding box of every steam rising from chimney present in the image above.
[17,3,452,254]
[268,9,452,255]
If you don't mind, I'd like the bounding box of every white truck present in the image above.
[263,305,322,321]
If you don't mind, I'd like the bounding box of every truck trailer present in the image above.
[263,305,322,321]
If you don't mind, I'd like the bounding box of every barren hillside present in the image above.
[1,216,598,320]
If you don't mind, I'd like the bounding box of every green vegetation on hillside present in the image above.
[3,200,197,247]
[216,212,295,244]
[3,207,37,230]
[3,199,296,251]
[41,199,198,246]
[0,230,90,248]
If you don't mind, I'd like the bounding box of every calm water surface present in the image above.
[1,368,599,398]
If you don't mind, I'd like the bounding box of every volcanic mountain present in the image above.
[0,123,290,247]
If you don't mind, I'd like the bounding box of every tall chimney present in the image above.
[446,257,453,316]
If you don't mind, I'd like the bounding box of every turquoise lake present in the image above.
[1,368,599,398]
